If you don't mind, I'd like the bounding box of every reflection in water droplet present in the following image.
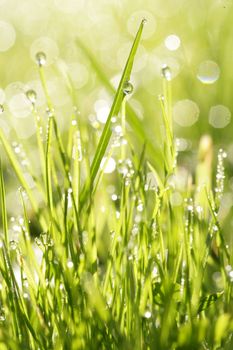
[165,34,181,51]
[161,64,172,81]
[35,51,47,67]
[123,81,134,95]
[26,89,37,104]
[197,60,220,84]
[173,99,200,127]
[209,105,231,128]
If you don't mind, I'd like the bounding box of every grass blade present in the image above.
[79,19,146,206]
[76,25,163,169]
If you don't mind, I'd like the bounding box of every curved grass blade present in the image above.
[76,25,163,168]
[79,19,146,207]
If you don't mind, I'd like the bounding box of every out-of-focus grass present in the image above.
[0,1,233,349]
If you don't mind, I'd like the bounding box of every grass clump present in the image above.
[0,21,232,350]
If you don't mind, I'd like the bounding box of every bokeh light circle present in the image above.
[165,34,181,51]
[0,21,16,52]
[197,60,220,84]
[209,105,231,128]
[8,93,32,118]
[173,99,200,127]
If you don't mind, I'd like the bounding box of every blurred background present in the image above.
[0,0,233,231]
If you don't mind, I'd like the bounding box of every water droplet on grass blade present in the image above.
[67,260,74,269]
[0,104,4,113]
[137,201,144,212]
[10,240,18,250]
[161,64,172,81]
[158,94,164,102]
[123,81,133,95]
[26,89,37,104]
[35,51,46,67]
[144,310,152,319]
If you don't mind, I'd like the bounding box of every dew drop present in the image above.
[0,104,4,113]
[67,260,74,269]
[137,202,144,212]
[26,89,37,104]
[10,240,18,250]
[35,51,46,67]
[111,194,118,201]
[161,64,172,81]
[158,94,164,102]
[144,310,152,319]
[127,11,156,39]
[111,116,117,124]
[196,205,203,214]
[114,125,122,135]
[123,81,133,95]
[46,107,54,117]
[23,278,29,288]
[0,309,6,322]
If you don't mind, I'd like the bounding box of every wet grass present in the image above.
[0,20,232,350]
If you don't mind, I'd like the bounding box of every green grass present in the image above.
[0,20,233,350]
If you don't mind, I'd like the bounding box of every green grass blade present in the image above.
[79,19,145,206]
[0,160,8,249]
[76,25,163,169]
[0,129,38,213]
